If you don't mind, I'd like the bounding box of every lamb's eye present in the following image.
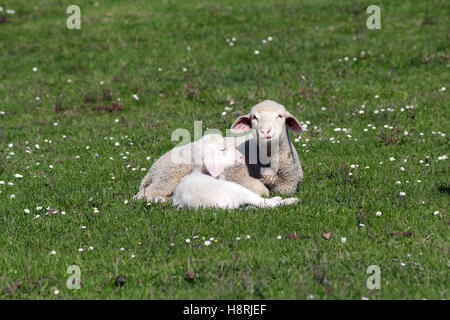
[220,148,227,152]
[278,114,283,118]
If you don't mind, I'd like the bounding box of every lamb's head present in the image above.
[230,100,303,144]
[194,133,244,178]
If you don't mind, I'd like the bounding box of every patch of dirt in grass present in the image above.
[87,103,123,112]
[286,232,299,239]
[420,16,435,26]
[82,88,114,104]
[114,275,127,287]
[0,274,62,298]
[0,16,9,25]
[388,231,413,237]
[55,103,123,114]
[379,123,403,145]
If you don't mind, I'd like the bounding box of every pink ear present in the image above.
[231,114,252,133]
[203,147,223,178]
[285,112,303,132]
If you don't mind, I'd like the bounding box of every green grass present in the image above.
[0,0,448,299]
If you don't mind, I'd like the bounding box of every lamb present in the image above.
[133,132,254,202]
[226,99,304,195]
[134,100,303,202]
[172,133,299,209]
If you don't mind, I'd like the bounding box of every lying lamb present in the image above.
[134,100,303,202]
[172,134,299,209]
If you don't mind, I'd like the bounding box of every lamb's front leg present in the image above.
[259,165,298,195]
[268,167,299,195]
[262,149,302,195]
[259,167,281,189]
[224,165,270,197]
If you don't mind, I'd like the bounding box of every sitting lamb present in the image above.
[134,100,303,202]
[172,133,299,209]
[225,99,304,195]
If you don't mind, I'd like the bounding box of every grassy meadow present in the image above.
[0,0,448,299]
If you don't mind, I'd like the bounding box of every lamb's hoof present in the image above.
[281,197,300,205]
[147,196,168,204]
[154,196,167,203]
[133,190,145,200]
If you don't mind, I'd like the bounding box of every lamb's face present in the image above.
[231,100,303,145]
[201,134,244,177]
[250,108,286,144]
